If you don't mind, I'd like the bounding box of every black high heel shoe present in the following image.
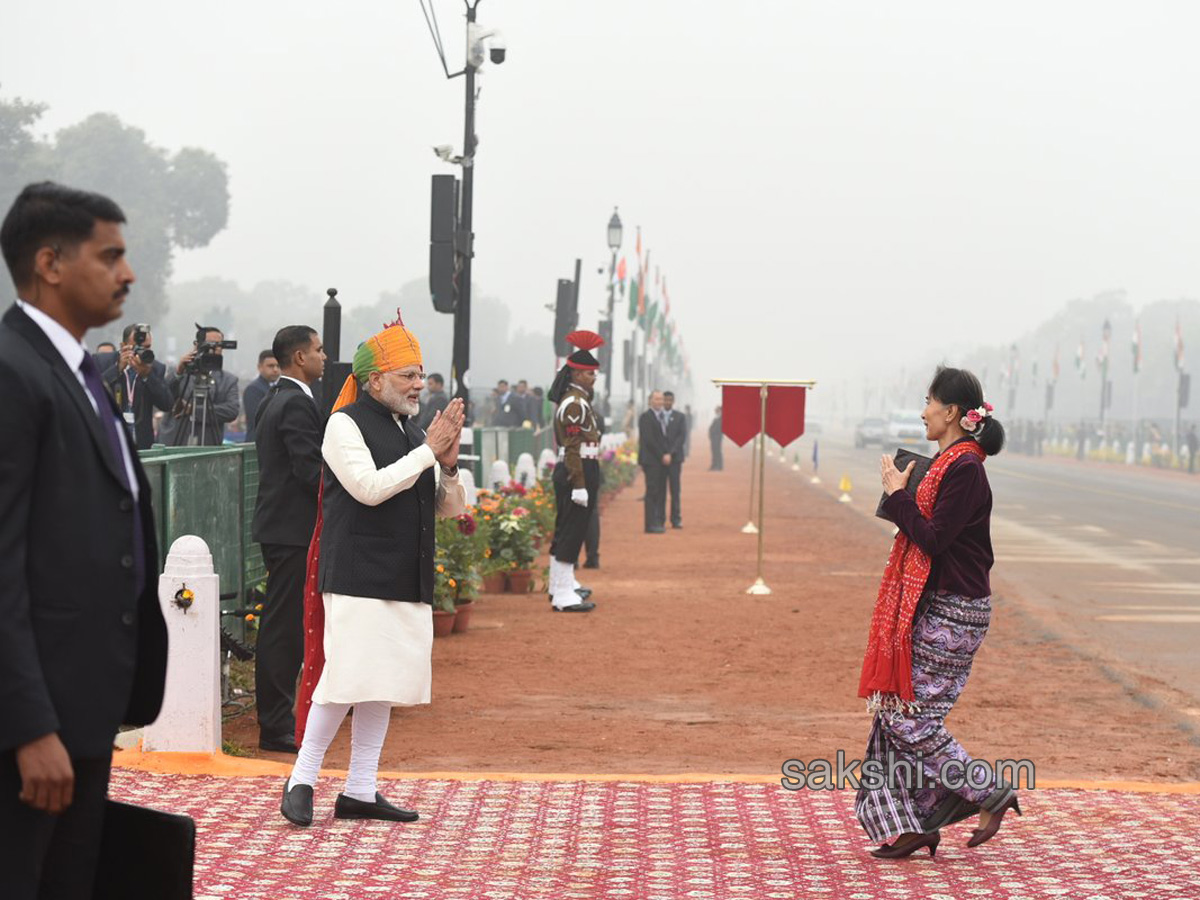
[966,796,1022,848]
[870,830,940,859]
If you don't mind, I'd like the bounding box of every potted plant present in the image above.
[434,512,485,634]
[490,507,538,592]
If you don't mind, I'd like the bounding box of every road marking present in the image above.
[993,467,1200,514]
[1094,614,1200,623]
[1088,583,1200,595]
[1097,605,1200,612]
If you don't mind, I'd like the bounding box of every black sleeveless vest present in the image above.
[317,393,436,603]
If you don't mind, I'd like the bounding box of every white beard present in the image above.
[377,380,420,416]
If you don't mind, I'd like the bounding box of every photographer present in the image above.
[100,323,172,449]
[160,325,240,446]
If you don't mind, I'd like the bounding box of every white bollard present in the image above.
[143,535,222,754]
[458,467,479,507]
[490,459,512,489]
[514,452,537,487]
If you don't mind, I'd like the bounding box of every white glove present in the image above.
[571,488,589,507]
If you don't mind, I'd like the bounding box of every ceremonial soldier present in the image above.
[547,331,604,612]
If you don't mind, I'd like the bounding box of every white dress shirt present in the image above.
[277,374,314,400]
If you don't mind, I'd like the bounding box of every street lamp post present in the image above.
[1099,318,1112,434]
[604,207,622,413]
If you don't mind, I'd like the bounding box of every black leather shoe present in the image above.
[260,735,299,754]
[646,526,665,534]
[281,780,314,827]
[575,587,593,600]
[553,601,596,612]
[334,792,420,822]
[582,559,599,569]
[671,523,683,529]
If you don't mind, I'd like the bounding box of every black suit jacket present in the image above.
[251,379,324,547]
[0,304,168,758]
[638,409,670,467]
[664,410,688,461]
[100,357,172,450]
[242,375,273,444]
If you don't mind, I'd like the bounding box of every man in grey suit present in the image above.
[159,325,240,446]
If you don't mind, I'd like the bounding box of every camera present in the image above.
[130,323,155,364]
[186,323,237,375]
[490,44,506,64]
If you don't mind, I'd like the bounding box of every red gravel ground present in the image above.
[229,446,1200,782]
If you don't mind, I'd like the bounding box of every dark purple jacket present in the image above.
[881,438,994,598]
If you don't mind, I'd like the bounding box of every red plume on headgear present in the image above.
[383,307,406,329]
[566,330,604,351]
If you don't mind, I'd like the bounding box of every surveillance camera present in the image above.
[433,145,454,161]
[489,32,506,64]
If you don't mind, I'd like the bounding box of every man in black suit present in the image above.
[709,406,725,471]
[637,390,670,533]
[416,372,449,430]
[663,391,688,529]
[251,325,326,753]
[242,349,280,443]
[99,323,172,450]
[0,182,169,899]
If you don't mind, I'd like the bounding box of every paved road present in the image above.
[773,428,1200,712]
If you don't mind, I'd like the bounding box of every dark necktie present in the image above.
[79,354,145,596]
[659,410,668,435]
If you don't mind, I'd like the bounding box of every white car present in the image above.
[886,409,935,450]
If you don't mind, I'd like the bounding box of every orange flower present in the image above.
[448,578,457,588]
[244,613,255,622]
[436,564,445,574]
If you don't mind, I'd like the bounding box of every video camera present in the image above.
[129,323,155,364]
[185,323,237,375]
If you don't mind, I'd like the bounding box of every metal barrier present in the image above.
[138,430,553,637]
[139,443,266,642]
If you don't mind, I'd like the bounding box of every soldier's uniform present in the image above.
[546,332,605,611]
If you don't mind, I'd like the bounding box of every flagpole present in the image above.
[742,433,759,534]
[747,384,771,595]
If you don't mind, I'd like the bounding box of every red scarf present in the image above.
[294,480,326,746]
[857,439,985,715]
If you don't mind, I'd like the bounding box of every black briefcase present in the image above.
[875,448,933,523]
[94,799,195,900]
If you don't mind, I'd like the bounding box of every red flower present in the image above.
[457,514,477,536]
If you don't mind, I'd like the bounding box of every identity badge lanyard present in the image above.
[124,368,137,426]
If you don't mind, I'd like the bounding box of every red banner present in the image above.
[765,386,806,447]
[721,385,761,447]
[720,384,807,448]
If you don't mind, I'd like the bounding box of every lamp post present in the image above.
[604,207,622,413]
[1099,318,1111,434]
[420,0,505,421]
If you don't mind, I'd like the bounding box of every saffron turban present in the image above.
[331,314,423,412]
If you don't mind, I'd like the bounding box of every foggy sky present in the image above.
[4,1,1200,404]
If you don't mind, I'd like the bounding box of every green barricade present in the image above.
[139,443,266,642]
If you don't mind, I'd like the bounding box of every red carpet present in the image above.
[111,768,1198,899]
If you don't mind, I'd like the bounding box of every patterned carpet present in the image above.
[110,768,1200,899]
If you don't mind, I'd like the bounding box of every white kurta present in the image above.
[311,411,466,706]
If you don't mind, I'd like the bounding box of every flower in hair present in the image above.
[960,403,993,433]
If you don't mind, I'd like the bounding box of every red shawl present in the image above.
[857,439,985,715]
[294,481,326,746]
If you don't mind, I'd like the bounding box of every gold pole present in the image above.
[741,432,759,533]
[747,384,772,595]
